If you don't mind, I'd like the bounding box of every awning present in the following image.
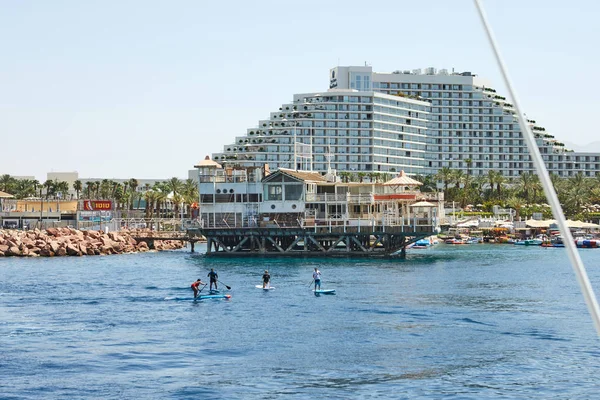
[525,219,554,228]
[410,201,436,207]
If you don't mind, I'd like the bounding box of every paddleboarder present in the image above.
[191,279,205,298]
[207,268,218,291]
[262,270,271,289]
[312,267,322,291]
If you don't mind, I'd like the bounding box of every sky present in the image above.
[1,0,599,181]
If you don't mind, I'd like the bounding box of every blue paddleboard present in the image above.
[313,289,336,295]
[198,294,231,300]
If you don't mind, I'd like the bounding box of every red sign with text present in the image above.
[83,200,112,211]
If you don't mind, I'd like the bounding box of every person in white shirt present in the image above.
[312,267,322,290]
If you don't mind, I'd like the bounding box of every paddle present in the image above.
[194,283,207,298]
[308,279,314,288]
[218,280,232,290]
[198,283,208,293]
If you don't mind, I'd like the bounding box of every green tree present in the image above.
[73,180,82,199]
[436,167,452,194]
[0,174,15,193]
[43,180,54,199]
[128,178,139,210]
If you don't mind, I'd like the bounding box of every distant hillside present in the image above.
[563,141,600,153]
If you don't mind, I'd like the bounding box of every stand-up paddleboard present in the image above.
[198,294,231,300]
[256,285,275,290]
[208,289,220,294]
[313,289,336,295]
[164,295,231,301]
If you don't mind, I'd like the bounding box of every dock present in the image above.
[187,225,435,257]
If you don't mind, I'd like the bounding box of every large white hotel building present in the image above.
[213,65,600,178]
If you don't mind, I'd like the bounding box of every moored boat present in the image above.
[575,239,600,248]
[514,239,543,246]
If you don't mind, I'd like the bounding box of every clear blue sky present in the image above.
[1,0,598,181]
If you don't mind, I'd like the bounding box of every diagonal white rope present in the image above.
[473,0,600,337]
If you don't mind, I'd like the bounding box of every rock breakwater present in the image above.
[0,227,185,257]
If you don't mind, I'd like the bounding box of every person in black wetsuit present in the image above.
[207,268,218,291]
[262,270,271,288]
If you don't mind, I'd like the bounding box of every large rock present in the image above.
[66,244,81,256]
[6,246,22,256]
[49,241,60,254]
[46,227,60,237]
[79,243,88,255]
[39,246,53,257]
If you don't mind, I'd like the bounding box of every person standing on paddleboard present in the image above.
[262,270,271,289]
[191,279,205,298]
[208,268,218,291]
[313,267,322,291]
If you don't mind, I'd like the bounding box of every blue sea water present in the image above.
[1,244,600,399]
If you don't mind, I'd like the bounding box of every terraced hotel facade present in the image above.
[213,65,600,178]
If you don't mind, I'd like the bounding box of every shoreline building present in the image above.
[213,65,600,178]
[330,66,600,178]
[213,90,431,176]
[190,157,442,257]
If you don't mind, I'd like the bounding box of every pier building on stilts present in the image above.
[186,156,443,257]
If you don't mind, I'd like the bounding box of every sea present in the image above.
[1,243,600,399]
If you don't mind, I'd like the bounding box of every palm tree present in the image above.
[83,181,91,198]
[414,174,437,192]
[487,170,499,199]
[0,174,15,193]
[128,178,139,210]
[182,179,199,217]
[495,174,507,198]
[73,180,82,199]
[338,172,350,183]
[464,158,472,176]
[357,172,366,183]
[506,196,525,221]
[516,172,536,204]
[43,180,54,199]
[450,169,465,189]
[436,167,452,193]
[144,190,157,218]
[31,179,40,198]
[473,175,488,199]
[167,177,183,216]
[55,181,70,200]
[153,182,169,218]
[99,179,111,199]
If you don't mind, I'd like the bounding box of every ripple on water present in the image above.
[1,247,599,398]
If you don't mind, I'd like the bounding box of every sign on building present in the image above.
[83,200,112,211]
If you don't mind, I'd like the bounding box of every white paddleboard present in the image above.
[255,285,275,290]
[313,289,336,294]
